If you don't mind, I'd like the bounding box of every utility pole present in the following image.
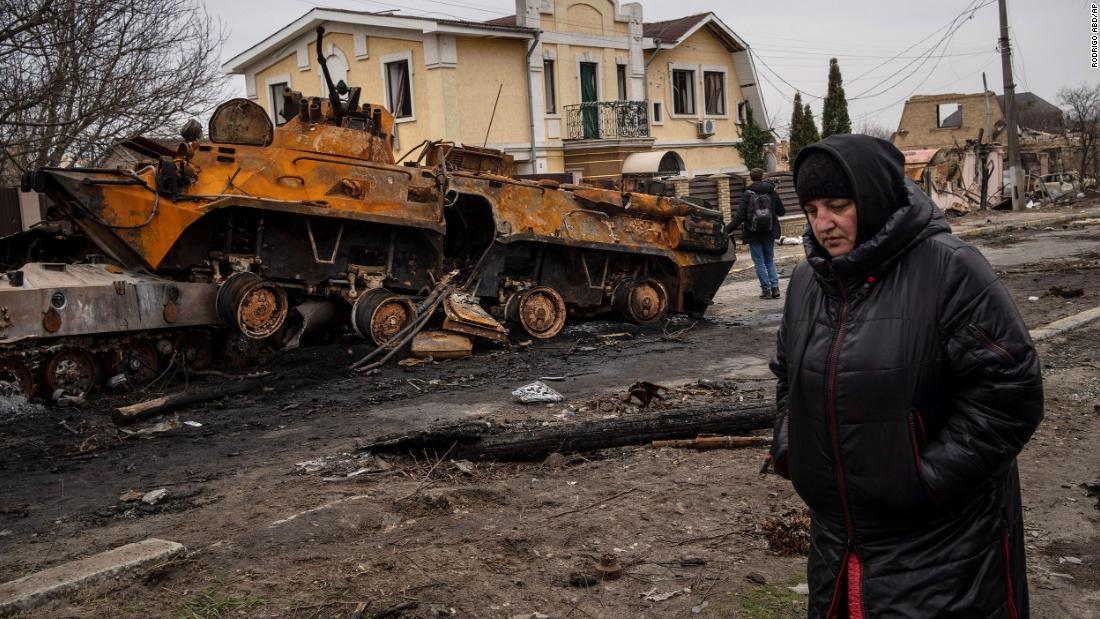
[998,0,1023,210]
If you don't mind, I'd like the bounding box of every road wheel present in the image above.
[613,278,669,325]
[112,339,159,386]
[510,286,567,340]
[352,289,418,347]
[217,272,289,339]
[0,358,35,398]
[42,348,97,395]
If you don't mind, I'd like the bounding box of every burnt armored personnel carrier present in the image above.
[8,27,734,398]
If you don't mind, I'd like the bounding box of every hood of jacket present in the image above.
[746,180,776,194]
[793,135,951,283]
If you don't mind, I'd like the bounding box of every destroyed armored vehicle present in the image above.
[6,27,734,398]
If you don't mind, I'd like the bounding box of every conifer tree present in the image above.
[734,104,771,171]
[821,58,852,137]
[802,102,820,146]
[789,92,806,162]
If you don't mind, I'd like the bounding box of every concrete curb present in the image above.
[1030,305,1100,341]
[955,209,1100,240]
[0,538,184,616]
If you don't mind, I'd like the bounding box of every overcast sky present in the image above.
[207,0,1096,136]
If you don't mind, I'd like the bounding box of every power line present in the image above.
[847,0,993,101]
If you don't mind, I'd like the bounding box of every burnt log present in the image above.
[361,400,776,461]
[111,375,272,425]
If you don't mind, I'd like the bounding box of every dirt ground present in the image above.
[0,214,1098,619]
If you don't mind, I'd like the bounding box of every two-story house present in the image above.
[222,1,769,180]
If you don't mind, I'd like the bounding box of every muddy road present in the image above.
[1,214,1098,618]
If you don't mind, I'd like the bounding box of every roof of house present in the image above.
[224,7,535,73]
[642,13,709,41]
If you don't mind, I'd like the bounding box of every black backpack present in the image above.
[744,190,774,233]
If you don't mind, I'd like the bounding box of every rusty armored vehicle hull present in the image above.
[4,27,733,399]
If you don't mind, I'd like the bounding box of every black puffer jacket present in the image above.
[724,180,785,244]
[769,137,1043,618]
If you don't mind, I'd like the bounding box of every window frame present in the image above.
[701,65,729,118]
[380,51,416,123]
[616,64,628,101]
[263,74,292,125]
[669,64,697,118]
[544,58,557,116]
[651,100,664,126]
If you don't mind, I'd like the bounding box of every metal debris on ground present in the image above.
[512,381,564,403]
[622,381,669,407]
[595,554,622,580]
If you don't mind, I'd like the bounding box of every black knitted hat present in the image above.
[794,151,854,205]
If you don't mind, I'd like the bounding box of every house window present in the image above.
[270,82,288,125]
[736,101,747,124]
[544,59,556,114]
[652,101,664,124]
[704,71,726,116]
[617,64,627,101]
[672,69,695,115]
[385,59,413,118]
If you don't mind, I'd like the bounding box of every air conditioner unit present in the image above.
[697,118,717,138]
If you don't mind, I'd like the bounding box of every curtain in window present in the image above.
[387,61,411,118]
[673,70,694,115]
[580,62,598,139]
[704,72,725,115]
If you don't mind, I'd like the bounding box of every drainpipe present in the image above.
[525,31,542,173]
[644,40,663,116]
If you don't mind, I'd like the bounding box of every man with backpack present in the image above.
[724,168,786,299]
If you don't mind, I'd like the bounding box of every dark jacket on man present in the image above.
[723,180,785,244]
[769,136,1043,618]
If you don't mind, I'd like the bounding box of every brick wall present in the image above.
[894,92,1004,151]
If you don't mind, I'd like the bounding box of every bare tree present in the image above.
[855,120,893,141]
[0,0,228,185]
[1058,83,1100,179]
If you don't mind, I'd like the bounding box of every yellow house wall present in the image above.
[255,33,445,152]
[454,37,530,146]
[254,53,301,119]
[647,29,743,143]
[542,0,630,38]
[677,146,743,174]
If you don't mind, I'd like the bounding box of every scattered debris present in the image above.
[1028,296,1040,302]
[118,490,144,503]
[788,583,810,595]
[182,420,203,428]
[140,489,168,505]
[452,460,475,475]
[745,572,768,585]
[512,381,564,404]
[1048,286,1085,299]
[595,554,622,580]
[398,357,433,368]
[691,600,710,613]
[761,509,812,556]
[641,587,689,602]
[678,555,706,566]
[119,417,181,437]
[652,435,771,450]
[1059,556,1082,565]
[411,331,473,360]
[622,381,669,407]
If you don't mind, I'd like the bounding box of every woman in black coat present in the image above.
[765,134,1043,618]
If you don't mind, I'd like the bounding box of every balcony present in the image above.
[564,101,650,141]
